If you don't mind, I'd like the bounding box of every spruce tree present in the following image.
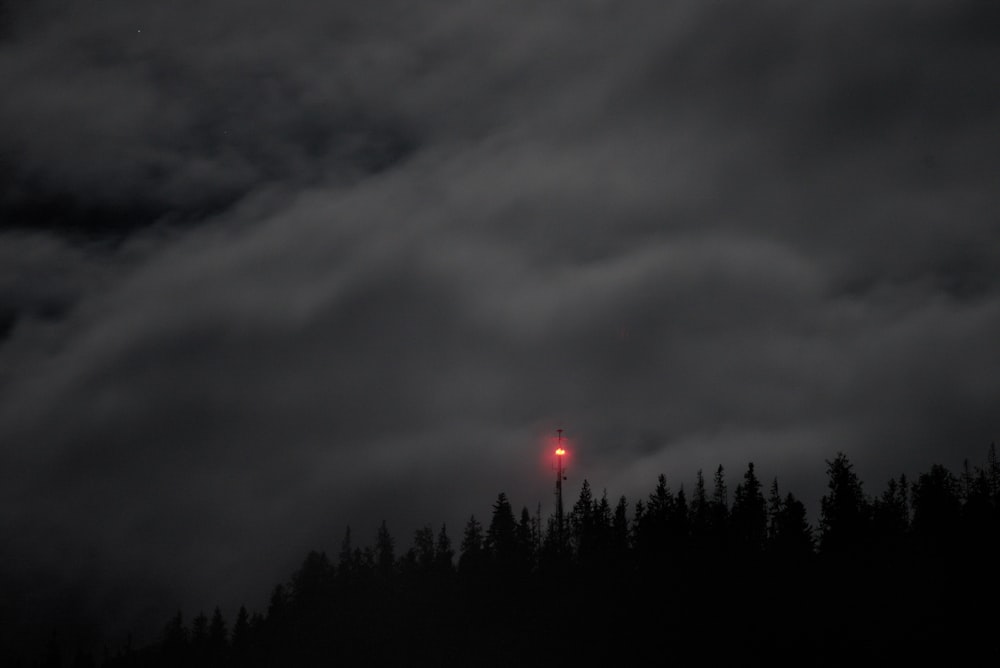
[819,453,869,554]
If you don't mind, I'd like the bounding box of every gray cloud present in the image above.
[2,0,1000,643]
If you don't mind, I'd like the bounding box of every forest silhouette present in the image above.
[22,447,1000,666]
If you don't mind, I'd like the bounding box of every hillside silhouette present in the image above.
[17,447,1000,666]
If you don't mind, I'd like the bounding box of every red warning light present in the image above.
[555,447,566,456]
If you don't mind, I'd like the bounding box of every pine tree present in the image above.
[413,526,436,571]
[338,526,357,580]
[435,524,455,574]
[594,490,614,562]
[710,465,729,547]
[767,478,783,543]
[231,606,250,658]
[191,611,209,664]
[459,515,485,575]
[208,607,228,661]
[486,492,519,571]
[871,476,910,550]
[161,611,188,661]
[819,453,869,554]
[731,462,766,553]
[517,507,536,571]
[375,521,395,578]
[570,480,596,560]
[612,495,630,556]
[911,464,962,551]
[690,470,710,535]
[771,492,814,561]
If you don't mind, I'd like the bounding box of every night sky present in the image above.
[2,0,1000,641]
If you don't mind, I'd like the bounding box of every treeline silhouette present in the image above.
[38,447,1000,666]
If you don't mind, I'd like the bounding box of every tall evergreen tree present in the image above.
[770,492,814,561]
[338,526,357,579]
[871,476,910,551]
[911,464,962,551]
[161,611,188,662]
[570,480,596,560]
[767,478,783,543]
[413,526,436,571]
[459,515,485,575]
[375,521,396,578]
[612,495,630,558]
[208,607,228,661]
[731,462,766,553]
[435,524,455,574]
[819,453,869,554]
[690,469,710,536]
[231,606,250,658]
[486,492,519,571]
[517,507,536,571]
[709,465,729,548]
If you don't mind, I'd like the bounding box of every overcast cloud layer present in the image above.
[2,0,1000,639]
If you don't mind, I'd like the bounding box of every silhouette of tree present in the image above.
[161,611,188,662]
[635,474,674,562]
[435,524,455,574]
[569,480,596,561]
[871,475,910,552]
[612,495,630,557]
[911,464,962,552]
[409,526,436,572]
[337,526,358,579]
[690,469,710,536]
[375,521,395,578]
[190,611,208,665]
[670,486,691,559]
[593,490,614,563]
[731,463,766,553]
[231,606,250,660]
[517,507,536,571]
[486,493,519,571]
[291,550,334,622]
[458,515,485,575]
[770,493,813,561]
[820,453,869,554]
[767,478,782,542]
[709,465,729,553]
[207,607,227,662]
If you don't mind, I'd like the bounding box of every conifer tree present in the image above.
[710,465,729,545]
[459,515,485,575]
[911,464,962,550]
[570,480,596,560]
[819,453,869,554]
[435,524,455,573]
[612,495,630,557]
[208,607,228,661]
[338,526,357,579]
[486,492,518,570]
[767,478,783,543]
[375,521,396,578]
[690,469,710,535]
[731,462,766,553]
[413,526,436,571]
[161,611,188,661]
[771,492,813,561]
[231,606,250,658]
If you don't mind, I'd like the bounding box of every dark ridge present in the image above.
[13,445,999,666]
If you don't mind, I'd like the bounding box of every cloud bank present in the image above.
[2,0,999,638]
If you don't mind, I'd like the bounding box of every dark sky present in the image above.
[2,0,1000,639]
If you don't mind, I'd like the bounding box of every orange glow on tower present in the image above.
[555,447,566,456]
